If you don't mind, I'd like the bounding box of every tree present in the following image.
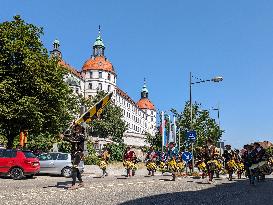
[171,101,223,149]
[84,91,128,144]
[0,16,78,148]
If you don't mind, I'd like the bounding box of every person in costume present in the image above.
[223,144,236,181]
[145,146,158,176]
[249,142,267,182]
[123,146,137,177]
[241,144,253,180]
[100,147,110,177]
[62,124,85,158]
[196,145,208,179]
[206,138,217,182]
[69,148,84,190]
[166,142,179,181]
[60,124,85,190]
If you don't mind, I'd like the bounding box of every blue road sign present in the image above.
[182,152,192,162]
[186,131,196,141]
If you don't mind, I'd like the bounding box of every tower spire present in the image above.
[141,78,149,99]
[93,25,105,57]
[50,39,62,59]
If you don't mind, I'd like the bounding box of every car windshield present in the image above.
[23,151,36,158]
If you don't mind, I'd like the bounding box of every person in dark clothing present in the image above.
[69,148,84,190]
[61,124,85,160]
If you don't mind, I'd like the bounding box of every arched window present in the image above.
[89,83,92,89]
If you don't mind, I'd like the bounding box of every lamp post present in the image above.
[189,72,223,171]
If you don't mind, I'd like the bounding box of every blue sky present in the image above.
[2,0,273,148]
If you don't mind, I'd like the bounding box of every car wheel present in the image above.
[10,167,24,180]
[62,167,72,178]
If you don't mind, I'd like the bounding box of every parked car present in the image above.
[37,152,84,177]
[0,149,40,180]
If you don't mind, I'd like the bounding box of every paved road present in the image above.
[0,171,272,205]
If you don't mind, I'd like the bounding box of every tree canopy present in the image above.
[0,16,78,148]
[172,101,223,149]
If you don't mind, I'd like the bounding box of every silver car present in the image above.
[38,152,84,177]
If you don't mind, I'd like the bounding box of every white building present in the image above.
[50,30,157,147]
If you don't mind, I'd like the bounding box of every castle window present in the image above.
[99,71,102,78]
[98,83,102,90]
[89,83,92,89]
[89,71,93,78]
[108,85,111,92]
[108,73,111,81]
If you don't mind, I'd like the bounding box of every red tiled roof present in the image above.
[82,56,115,74]
[59,60,83,79]
[116,87,136,106]
[136,98,155,110]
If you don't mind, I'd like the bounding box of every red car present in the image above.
[0,149,40,179]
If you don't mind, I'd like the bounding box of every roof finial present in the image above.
[144,77,146,85]
[98,25,101,35]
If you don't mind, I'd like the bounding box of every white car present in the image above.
[38,152,84,177]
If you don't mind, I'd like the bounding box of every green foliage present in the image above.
[84,141,100,165]
[145,131,162,150]
[171,101,224,149]
[84,91,128,144]
[106,143,126,162]
[0,16,78,148]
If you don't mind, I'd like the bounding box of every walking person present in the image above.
[69,148,84,190]
[123,146,137,177]
[100,147,110,177]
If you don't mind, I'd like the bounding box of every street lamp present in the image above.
[189,72,223,171]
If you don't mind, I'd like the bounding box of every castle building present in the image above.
[50,29,156,147]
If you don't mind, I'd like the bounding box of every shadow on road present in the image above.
[42,180,71,189]
[119,178,273,205]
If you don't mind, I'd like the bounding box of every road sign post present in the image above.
[186,131,196,173]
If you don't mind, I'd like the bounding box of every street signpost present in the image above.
[186,131,196,141]
[182,151,192,162]
[182,151,193,174]
[186,130,197,173]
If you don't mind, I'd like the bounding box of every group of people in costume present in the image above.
[60,124,272,188]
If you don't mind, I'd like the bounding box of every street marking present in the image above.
[97,185,103,188]
[127,182,134,185]
[148,181,155,183]
[78,188,85,190]
[107,184,114,187]
[89,186,96,189]
[117,184,124,186]
[159,180,165,182]
[22,193,27,196]
[137,182,144,184]
[50,191,56,193]
[42,192,48,194]
[59,189,66,192]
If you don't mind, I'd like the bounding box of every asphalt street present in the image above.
[0,172,272,205]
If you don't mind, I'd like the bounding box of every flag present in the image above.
[75,92,113,125]
[161,111,167,147]
[173,116,177,144]
[168,115,173,143]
